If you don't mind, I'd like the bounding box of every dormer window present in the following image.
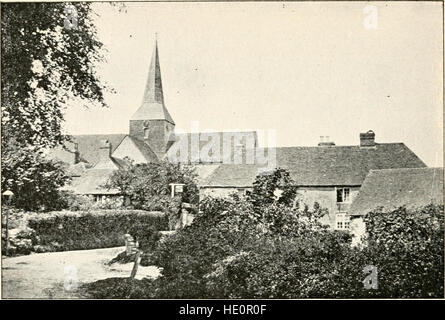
[336,187,350,203]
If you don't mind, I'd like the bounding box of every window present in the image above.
[143,121,150,139]
[237,188,250,196]
[335,213,351,230]
[336,188,350,203]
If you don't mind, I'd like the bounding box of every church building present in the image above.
[51,38,428,232]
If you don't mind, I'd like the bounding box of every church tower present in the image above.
[129,38,175,159]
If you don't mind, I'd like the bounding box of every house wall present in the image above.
[200,187,253,198]
[200,185,360,230]
[295,186,360,228]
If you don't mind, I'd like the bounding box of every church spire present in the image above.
[130,37,175,124]
[143,37,164,104]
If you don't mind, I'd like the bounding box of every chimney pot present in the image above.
[360,130,375,147]
[99,139,112,160]
[318,135,335,147]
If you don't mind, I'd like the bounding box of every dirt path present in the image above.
[1,247,160,299]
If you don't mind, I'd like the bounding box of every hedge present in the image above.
[25,209,168,252]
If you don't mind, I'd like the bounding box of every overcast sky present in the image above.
[63,1,443,166]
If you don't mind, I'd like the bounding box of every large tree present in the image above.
[1,2,108,148]
[1,2,111,208]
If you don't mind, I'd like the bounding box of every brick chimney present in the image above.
[318,136,335,147]
[99,139,112,161]
[360,130,375,147]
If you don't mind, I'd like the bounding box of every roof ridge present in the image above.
[369,167,442,173]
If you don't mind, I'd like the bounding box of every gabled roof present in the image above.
[47,134,126,166]
[131,40,174,124]
[127,136,159,162]
[350,167,444,216]
[273,143,426,186]
[202,143,426,187]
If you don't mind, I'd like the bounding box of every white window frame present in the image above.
[335,213,351,230]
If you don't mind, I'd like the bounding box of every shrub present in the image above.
[81,277,157,299]
[147,198,444,298]
[19,209,168,252]
[359,204,444,298]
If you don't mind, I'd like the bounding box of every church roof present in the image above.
[350,167,444,216]
[47,134,126,166]
[131,40,175,124]
[126,136,159,162]
[165,131,258,164]
[202,143,426,187]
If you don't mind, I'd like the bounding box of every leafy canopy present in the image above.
[1,3,111,210]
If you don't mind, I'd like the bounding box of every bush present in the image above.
[81,277,157,299]
[60,192,125,211]
[4,209,168,253]
[359,204,444,298]
[147,197,444,298]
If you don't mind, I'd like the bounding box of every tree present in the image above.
[107,160,199,211]
[1,2,111,209]
[360,204,444,298]
[247,168,297,213]
[1,2,109,149]
[1,138,70,211]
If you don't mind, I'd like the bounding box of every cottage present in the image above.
[348,167,444,244]
[200,135,426,229]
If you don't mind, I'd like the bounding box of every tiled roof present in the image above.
[127,136,159,162]
[64,168,120,195]
[48,134,126,166]
[201,164,260,187]
[202,143,426,187]
[65,162,89,177]
[350,167,444,216]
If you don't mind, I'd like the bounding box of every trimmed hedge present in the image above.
[26,210,168,252]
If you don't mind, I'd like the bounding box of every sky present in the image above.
[63,1,443,167]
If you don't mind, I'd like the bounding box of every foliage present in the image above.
[247,167,297,215]
[60,191,124,211]
[150,191,355,298]
[78,168,444,299]
[82,277,157,299]
[359,204,444,298]
[1,2,111,211]
[107,160,199,228]
[1,2,109,149]
[2,209,168,255]
[143,169,444,299]
[1,144,70,211]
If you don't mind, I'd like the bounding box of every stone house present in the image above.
[200,134,427,229]
[348,167,444,244]
[50,38,429,231]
